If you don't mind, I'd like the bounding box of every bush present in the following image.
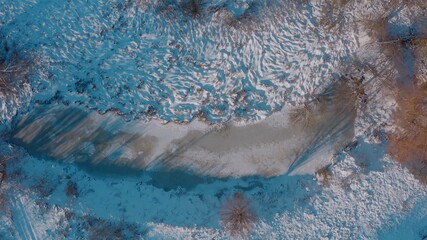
[65,181,79,198]
[0,61,17,95]
[316,165,332,187]
[220,192,257,238]
[181,0,200,18]
[0,56,31,96]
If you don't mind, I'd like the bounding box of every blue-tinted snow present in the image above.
[1,0,427,239]
[0,0,350,123]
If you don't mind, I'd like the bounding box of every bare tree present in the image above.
[220,192,257,238]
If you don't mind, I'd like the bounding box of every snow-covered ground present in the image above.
[1,139,426,239]
[0,0,357,124]
[1,0,427,239]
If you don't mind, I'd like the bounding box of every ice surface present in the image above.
[11,85,355,177]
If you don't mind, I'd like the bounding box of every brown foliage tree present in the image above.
[388,83,427,181]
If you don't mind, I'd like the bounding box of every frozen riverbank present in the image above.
[11,79,355,177]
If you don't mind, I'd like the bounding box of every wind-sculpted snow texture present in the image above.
[0,0,353,124]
